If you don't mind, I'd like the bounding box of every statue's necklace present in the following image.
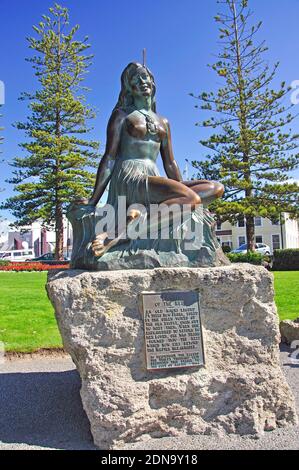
[137,109,158,135]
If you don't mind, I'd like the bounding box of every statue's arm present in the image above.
[89,110,124,206]
[160,119,183,182]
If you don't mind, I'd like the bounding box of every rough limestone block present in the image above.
[280,319,299,345]
[47,265,298,449]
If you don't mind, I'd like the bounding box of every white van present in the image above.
[0,249,35,262]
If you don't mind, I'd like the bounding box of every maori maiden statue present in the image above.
[68,62,229,270]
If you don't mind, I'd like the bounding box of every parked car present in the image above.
[26,252,69,262]
[231,243,271,256]
[0,249,35,262]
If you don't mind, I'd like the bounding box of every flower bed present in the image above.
[0,262,70,272]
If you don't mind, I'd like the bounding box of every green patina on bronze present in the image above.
[67,63,229,270]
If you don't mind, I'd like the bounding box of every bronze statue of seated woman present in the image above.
[68,62,229,270]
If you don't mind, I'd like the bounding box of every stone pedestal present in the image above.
[280,319,299,345]
[47,265,298,449]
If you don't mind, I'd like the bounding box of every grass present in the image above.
[273,271,299,321]
[0,271,298,353]
[0,272,62,353]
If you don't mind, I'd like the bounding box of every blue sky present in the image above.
[1,0,299,219]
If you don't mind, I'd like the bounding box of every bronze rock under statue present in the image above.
[67,62,229,270]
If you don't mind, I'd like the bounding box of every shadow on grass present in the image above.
[0,369,97,450]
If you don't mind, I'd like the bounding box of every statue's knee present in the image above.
[215,182,225,198]
[191,193,201,206]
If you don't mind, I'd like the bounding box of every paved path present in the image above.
[0,355,96,450]
[0,346,298,450]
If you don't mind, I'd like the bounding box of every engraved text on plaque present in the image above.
[141,291,204,370]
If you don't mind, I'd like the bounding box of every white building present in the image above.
[216,213,299,253]
[0,218,72,257]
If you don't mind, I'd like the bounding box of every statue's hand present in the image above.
[72,197,96,207]
[67,198,96,218]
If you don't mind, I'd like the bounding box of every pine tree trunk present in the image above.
[53,15,64,262]
[246,216,255,252]
[55,204,64,260]
[233,0,254,253]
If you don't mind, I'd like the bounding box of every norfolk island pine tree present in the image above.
[2,4,99,260]
[190,0,299,251]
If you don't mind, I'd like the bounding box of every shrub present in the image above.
[272,249,299,271]
[222,245,231,254]
[0,260,10,266]
[227,252,265,265]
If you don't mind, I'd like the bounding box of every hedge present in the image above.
[272,249,299,271]
[227,252,266,265]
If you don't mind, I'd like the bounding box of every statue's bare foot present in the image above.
[91,233,108,257]
[91,209,141,258]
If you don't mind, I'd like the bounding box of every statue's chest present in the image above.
[125,114,167,141]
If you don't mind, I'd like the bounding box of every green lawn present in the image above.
[0,272,62,353]
[0,271,298,353]
[274,271,299,321]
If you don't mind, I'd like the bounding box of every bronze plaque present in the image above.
[141,291,205,370]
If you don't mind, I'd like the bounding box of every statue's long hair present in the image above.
[113,62,157,113]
